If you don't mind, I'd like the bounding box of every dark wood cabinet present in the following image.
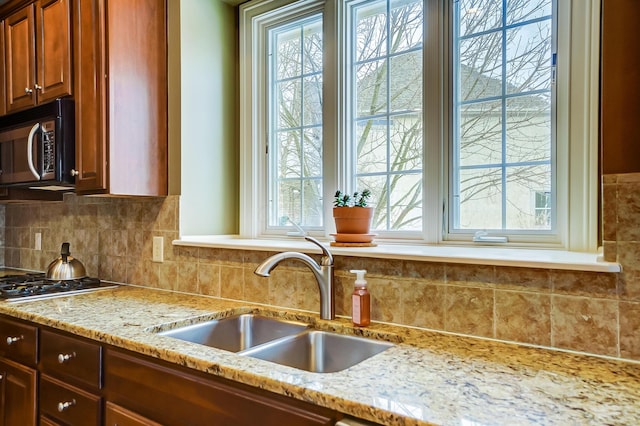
[0,358,37,426]
[39,329,102,425]
[73,0,167,195]
[3,0,71,113]
[0,317,38,426]
[104,349,339,426]
[104,402,162,426]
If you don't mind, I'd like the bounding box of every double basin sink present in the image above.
[156,314,393,373]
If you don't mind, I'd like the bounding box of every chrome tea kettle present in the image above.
[46,242,87,280]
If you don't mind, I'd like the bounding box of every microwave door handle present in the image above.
[27,123,41,180]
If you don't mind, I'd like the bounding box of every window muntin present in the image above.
[451,0,555,233]
[267,15,324,228]
[351,0,424,232]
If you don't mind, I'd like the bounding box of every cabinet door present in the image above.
[0,358,37,426]
[35,0,72,104]
[105,402,162,426]
[72,0,107,193]
[4,4,36,112]
[105,349,337,426]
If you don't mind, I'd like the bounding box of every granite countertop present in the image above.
[1,285,639,425]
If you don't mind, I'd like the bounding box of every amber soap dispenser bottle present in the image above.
[350,269,370,327]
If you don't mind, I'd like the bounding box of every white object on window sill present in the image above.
[174,236,620,273]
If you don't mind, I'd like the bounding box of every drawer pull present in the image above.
[58,399,76,412]
[58,352,76,364]
[6,335,23,345]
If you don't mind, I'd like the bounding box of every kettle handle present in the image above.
[61,242,71,262]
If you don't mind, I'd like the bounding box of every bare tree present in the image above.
[272,0,553,231]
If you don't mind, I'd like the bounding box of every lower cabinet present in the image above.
[104,349,340,426]
[0,357,37,426]
[0,315,352,426]
[104,402,163,426]
[39,375,102,425]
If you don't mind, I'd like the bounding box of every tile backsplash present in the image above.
[1,173,639,361]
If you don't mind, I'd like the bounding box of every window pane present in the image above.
[452,0,554,233]
[352,0,423,233]
[268,15,323,228]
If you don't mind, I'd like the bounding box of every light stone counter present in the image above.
[1,285,639,425]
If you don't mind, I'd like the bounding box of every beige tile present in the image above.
[617,182,640,241]
[620,301,640,360]
[550,270,618,298]
[342,257,403,277]
[617,172,640,183]
[616,241,640,272]
[155,196,178,231]
[495,291,551,346]
[602,241,617,263]
[268,269,301,309]
[333,274,352,317]
[401,280,445,329]
[369,277,402,323]
[446,264,495,286]
[220,266,244,300]
[551,295,618,356]
[619,270,640,302]
[602,183,617,241]
[243,268,270,305]
[402,261,445,281]
[297,273,322,312]
[197,263,220,297]
[444,286,494,337]
[177,262,198,293]
[601,174,618,185]
[158,262,178,290]
[494,266,550,292]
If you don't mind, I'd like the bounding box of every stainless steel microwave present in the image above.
[0,98,75,189]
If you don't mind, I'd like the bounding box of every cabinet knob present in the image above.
[34,84,42,91]
[70,169,79,177]
[58,399,76,412]
[24,87,33,94]
[58,352,76,364]
[6,335,23,345]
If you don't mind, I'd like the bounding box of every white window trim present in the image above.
[238,0,600,253]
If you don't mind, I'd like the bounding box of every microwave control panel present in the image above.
[41,121,55,174]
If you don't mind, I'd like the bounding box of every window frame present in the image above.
[239,0,600,252]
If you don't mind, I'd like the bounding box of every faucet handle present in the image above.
[304,236,333,265]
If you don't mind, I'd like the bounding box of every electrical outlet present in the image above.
[152,236,164,262]
[34,233,42,251]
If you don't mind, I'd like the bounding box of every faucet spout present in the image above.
[254,237,335,320]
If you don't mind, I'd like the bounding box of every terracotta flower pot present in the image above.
[333,207,373,234]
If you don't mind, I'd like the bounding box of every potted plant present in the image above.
[333,189,373,236]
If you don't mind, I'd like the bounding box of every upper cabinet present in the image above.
[73,0,167,196]
[4,0,71,113]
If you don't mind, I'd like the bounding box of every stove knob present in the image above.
[6,336,23,345]
[58,352,76,364]
[58,399,76,412]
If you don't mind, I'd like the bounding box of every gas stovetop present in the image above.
[0,273,118,303]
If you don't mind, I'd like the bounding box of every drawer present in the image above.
[40,374,101,425]
[0,317,38,366]
[40,329,102,389]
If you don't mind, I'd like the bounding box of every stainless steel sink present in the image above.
[157,314,308,352]
[241,330,394,373]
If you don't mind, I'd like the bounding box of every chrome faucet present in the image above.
[254,236,335,320]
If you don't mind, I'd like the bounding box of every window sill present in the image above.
[174,236,620,273]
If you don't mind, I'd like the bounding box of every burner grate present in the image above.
[0,273,111,302]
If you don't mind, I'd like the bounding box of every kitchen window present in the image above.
[239,0,599,251]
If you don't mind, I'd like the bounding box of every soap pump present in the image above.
[350,269,370,327]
